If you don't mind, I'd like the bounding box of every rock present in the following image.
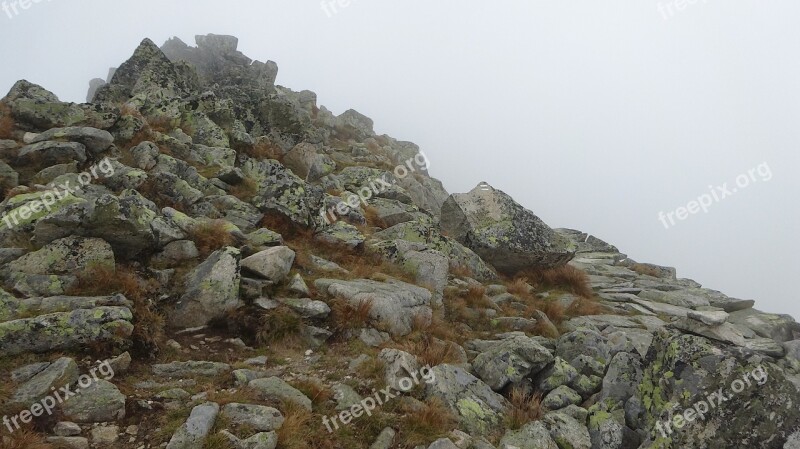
[169,247,241,328]
[424,364,509,437]
[332,383,363,411]
[315,277,432,337]
[499,421,558,449]
[673,317,747,346]
[8,357,78,409]
[276,298,330,319]
[8,236,114,275]
[536,357,580,393]
[315,221,366,249]
[54,421,82,437]
[16,141,87,166]
[428,438,459,449]
[166,402,220,449]
[543,385,583,410]
[27,127,113,153]
[241,246,295,282]
[440,183,575,274]
[687,309,730,326]
[587,409,624,449]
[472,336,554,391]
[221,403,284,431]
[287,273,310,296]
[369,427,396,449]
[10,361,50,383]
[90,425,119,445]
[543,412,591,449]
[0,307,133,356]
[45,437,89,449]
[598,352,642,405]
[220,430,279,449]
[62,380,126,423]
[283,142,336,182]
[153,361,231,377]
[728,308,800,343]
[249,377,312,410]
[378,348,421,390]
[556,328,610,366]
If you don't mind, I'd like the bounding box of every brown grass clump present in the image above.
[393,334,463,367]
[293,378,334,407]
[519,265,594,299]
[188,220,235,257]
[565,297,606,317]
[396,398,457,448]
[0,429,54,449]
[539,299,566,325]
[222,306,303,347]
[229,177,259,202]
[449,264,474,279]
[506,277,532,296]
[246,140,284,161]
[68,264,165,358]
[362,205,388,229]
[329,298,373,335]
[276,400,336,449]
[630,263,661,278]
[504,387,543,430]
[0,102,15,140]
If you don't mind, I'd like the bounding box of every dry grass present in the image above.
[246,140,284,161]
[68,264,165,358]
[504,387,543,430]
[630,263,661,278]
[506,277,532,296]
[221,306,303,347]
[393,334,463,367]
[396,398,457,448]
[449,264,474,279]
[0,429,54,449]
[538,299,566,325]
[517,265,594,299]
[229,177,259,201]
[329,298,374,335]
[189,220,236,257]
[565,297,606,317]
[362,205,388,229]
[293,378,334,407]
[276,400,336,449]
[0,102,15,140]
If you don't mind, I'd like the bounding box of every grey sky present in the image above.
[1,1,797,318]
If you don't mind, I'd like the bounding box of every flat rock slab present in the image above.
[166,402,219,449]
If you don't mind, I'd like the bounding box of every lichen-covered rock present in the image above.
[7,235,114,275]
[636,330,800,448]
[543,385,583,410]
[472,335,554,391]
[8,357,79,409]
[27,126,114,154]
[221,403,284,432]
[440,183,575,275]
[424,364,509,437]
[61,379,126,423]
[241,246,295,283]
[314,221,365,249]
[169,247,241,328]
[536,357,580,393]
[543,411,591,449]
[499,420,558,449]
[0,307,133,356]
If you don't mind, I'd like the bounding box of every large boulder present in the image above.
[424,364,509,437]
[169,247,241,328]
[314,277,432,337]
[440,183,575,274]
[472,335,554,391]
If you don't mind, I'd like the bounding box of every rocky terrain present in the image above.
[0,34,798,449]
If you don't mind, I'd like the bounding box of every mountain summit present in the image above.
[0,34,798,449]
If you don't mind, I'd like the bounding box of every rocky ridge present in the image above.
[0,34,798,449]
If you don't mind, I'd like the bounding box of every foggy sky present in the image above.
[1,1,797,318]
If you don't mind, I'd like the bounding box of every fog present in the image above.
[1,0,797,317]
